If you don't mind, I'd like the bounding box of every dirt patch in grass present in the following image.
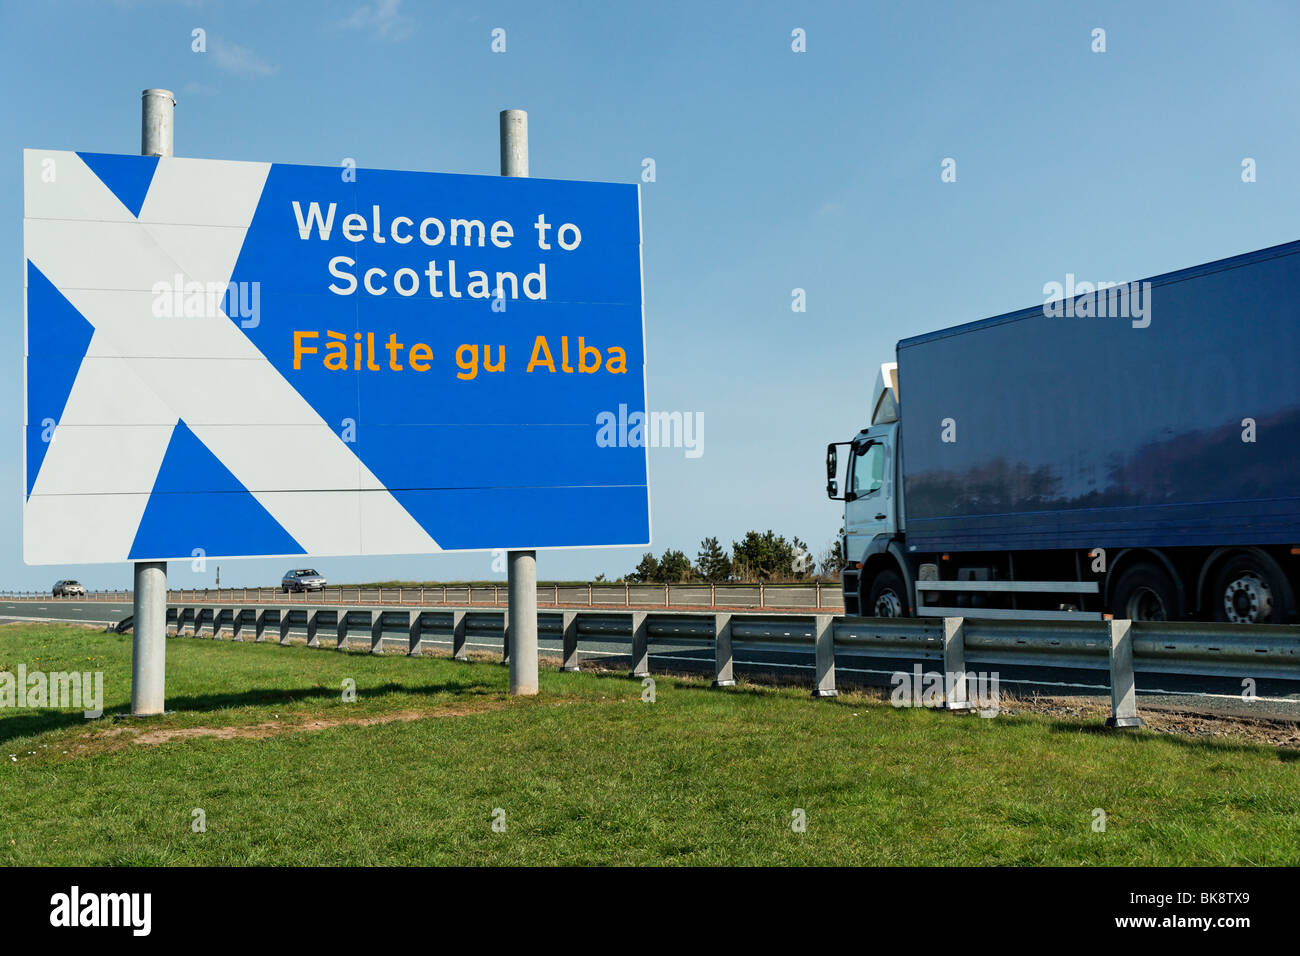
[71,697,525,754]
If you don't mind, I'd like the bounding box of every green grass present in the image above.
[0,623,1297,865]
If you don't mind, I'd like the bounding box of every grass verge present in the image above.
[0,623,1297,865]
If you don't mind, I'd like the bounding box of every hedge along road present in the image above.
[7,599,1300,723]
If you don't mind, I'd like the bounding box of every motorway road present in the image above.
[5,599,1300,723]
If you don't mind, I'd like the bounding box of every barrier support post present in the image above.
[452,610,468,661]
[942,616,974,711]
[812,614,838,697]
[1105,618,1144,728]
[712,612,736,688]
[629,611,650,678]
[408,611,424,656]
[559,610,580,672]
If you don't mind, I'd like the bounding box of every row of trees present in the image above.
[625,529,846,584]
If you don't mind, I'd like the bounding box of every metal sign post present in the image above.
[132,88,175,716]
[500,109,538,697]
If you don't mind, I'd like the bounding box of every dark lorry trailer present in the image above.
[827,238,1300,623]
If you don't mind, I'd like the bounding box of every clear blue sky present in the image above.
[4,0,1300,589]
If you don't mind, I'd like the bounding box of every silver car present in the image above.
[53,579,86,597]
[281,569,326,592]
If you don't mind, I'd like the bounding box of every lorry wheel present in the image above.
[867,569,909,618]
[1213,555,1286,624]
[1110,563,1179,621]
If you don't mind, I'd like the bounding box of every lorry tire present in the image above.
[1110,563,1180,622]
[1212,554,1287,624]
[866,569,909,618]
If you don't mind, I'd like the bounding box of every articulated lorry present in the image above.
[827,239,1300,623]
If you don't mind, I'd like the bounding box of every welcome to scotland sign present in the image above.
[22,150,648,564]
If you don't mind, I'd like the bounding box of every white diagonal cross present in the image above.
[23,149,440,564]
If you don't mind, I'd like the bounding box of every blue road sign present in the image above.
[23,150,649,564]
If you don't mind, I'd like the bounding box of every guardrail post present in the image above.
[452,610,468,660]
[942,616,973,711]
[1105,619,1144,729]
[559,610,580,671]
[711,612,735,688]
[502,609,510,664]
[629,611,650,678]
[812,614,838,698]
[408,611,423,655]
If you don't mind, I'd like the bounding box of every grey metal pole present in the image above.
[130,88,175,717]
[507,552,538,694]
[131,562,167,714]
[500,108,539,696]
[141,89,175,158]
[500,108,528,177]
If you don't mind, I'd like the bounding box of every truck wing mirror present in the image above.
[825,442,850,500]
